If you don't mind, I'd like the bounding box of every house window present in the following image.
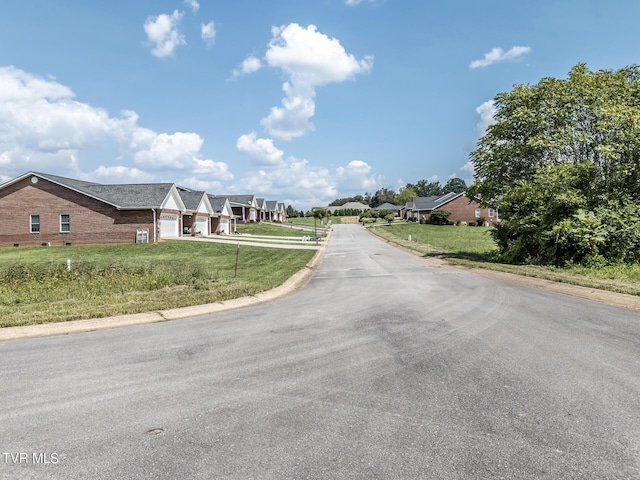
[60,214,70,232]
[475,209,481,218]
[30,214,40,233]
[488,208,495,218]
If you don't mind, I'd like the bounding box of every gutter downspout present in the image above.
[152,209,157,243]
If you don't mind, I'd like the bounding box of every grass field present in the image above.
[0,241,315,327]
[369,223,640,296]
[233,222,310,237]
[287,216,339,227]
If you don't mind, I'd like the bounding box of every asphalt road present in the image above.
[1,224,639,479]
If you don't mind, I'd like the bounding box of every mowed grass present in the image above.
[234,222,310,237]
[369,223,640,296]
[0,241,315,327]
[287,216,340,227]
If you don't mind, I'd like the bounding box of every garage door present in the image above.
[219,218,230,235]
[159,214,179,238]
[195,217,208,235]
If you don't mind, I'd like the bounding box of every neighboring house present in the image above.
[373,202,402,216]
[265,200,279,222]
[177,188,214,236]
[207,195,233,235]
[326,201,370,214]
[256,198,268,221]
[277,202,287,223]
[404,193,498,225]
[220,195,259,223]
[0,172,187,247]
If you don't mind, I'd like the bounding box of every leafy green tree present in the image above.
[370,188,396,208]
[395,187,417,205]
[443,177,467,194]
[384,213,395,224]
[407,179,443,197]
[469,63,640,265]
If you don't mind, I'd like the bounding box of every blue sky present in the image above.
[1,0,639,209]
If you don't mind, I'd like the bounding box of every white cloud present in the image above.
[231,56,262,79]
[92,165,154,183]
[335,160,381,191]
[184,0,199,13]
[345,0,377,5]
[461,161,475,176]
[475,99,496,136]
[201,21,216,48]
[236,132,284,166]
[255,23,373,140]
[469,46,531,69]
[144,10,186,58]
[0,66,232,184]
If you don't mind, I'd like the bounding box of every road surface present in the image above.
[1,224,639,479]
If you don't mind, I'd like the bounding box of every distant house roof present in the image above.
[25,172,185,210]
[373,202,401,211]
[327,201,370,213]
[217,194,256,207]
[266,200,278,211]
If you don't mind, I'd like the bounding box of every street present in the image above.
[1,224,639,479]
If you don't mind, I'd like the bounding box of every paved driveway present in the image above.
[1,224,639,479]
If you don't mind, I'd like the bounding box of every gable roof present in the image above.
[207,194,231,215]
[373,202,401,211]
[265,200,278,211]
[218,194,256,207]
[3,172,186,211]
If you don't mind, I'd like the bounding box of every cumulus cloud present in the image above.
[184,0,199,13]
[201,21,216,48]
[0,66,232,184]
[144,10,186,58]
[475,99,496,136]
[469,46,531,69]
[231,56,262,79]
[236,132,284,166]
[336,160,381,191]
[243,23,373,140]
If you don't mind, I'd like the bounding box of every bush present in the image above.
[428,209,452,225]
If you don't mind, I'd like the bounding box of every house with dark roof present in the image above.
[215,194,259,223]
[403,193,498,225]
[373,202,402,216]
[177,188,214,236]
[0,172,188,247]
[265,200,279,222]
[207,194,233,234]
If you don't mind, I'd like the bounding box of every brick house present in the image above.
[177,188,214,236]
[0,172,188,247]
[216,195,259,223]
[207,195,233,235]
[403,193,498,225]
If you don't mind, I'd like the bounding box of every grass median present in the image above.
[0,241,316,328]
[368,223,640,297]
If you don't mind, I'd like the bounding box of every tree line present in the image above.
[329,177,468,209]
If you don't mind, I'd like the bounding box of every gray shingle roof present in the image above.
[34,172,175,209]
[179,190,206,211]
[207,194,229,214]
[407,192,463,211]
[373,202,401,211]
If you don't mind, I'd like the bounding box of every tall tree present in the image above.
[406,179,443,197]
[395,187,417,205]
[370,187,396,208]
[468,64,640,265]
[442,177,467,194]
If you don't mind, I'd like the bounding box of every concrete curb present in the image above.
[0,227,333,342]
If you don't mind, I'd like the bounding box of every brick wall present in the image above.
[0,176,155,247]
[438,195,498,225]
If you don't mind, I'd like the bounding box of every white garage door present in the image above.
[195,217,208,235]
[159,214,179,238]
[219,218,230,235]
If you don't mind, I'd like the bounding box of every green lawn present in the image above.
[369,223,640,296]
[234,222,310,237]
[287,216,340,227]
[0,241,315,327]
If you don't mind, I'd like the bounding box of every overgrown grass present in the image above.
[368,223,640,296]
[0,241,315,327]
